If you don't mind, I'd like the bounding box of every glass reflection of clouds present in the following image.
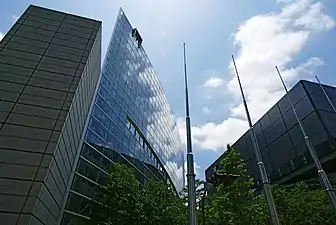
[85,9,184,192]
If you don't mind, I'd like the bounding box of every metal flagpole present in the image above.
[315,76,336,114]
[232,55,280,225]
[183,43,197,225]
[275,67,336,209]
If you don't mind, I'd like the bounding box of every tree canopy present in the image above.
[203,145,336,225]
[82,163,187,225]
[80,147,336,225]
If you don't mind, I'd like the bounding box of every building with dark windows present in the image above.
[58,9,184,225]
[206,80,336,189]
[0,5,101,225]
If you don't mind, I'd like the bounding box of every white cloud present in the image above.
[177,0,334,152]
[177,117,248,151]
[294,2,335,31]
[177,117,199,149]
[202,107,211,114]
[228,0,333,122]
[202,77,225,88]
[0,32,4,41]
[192,118,248,151]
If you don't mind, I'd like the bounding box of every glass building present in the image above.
[61,9,184,224]
[206,80,336,188]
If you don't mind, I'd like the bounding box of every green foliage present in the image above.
[83,163,187,225]
[205,145,254,225]
[203,145,336,225]
[247,183,336,225]
[141,180,187,225]
[85,163,143,225]
[182,179,206,207]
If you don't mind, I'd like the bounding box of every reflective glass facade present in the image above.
[61,9,184,224]
[206,80,336,187]
[88,9,184,191]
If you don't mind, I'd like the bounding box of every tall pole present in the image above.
[275,67,336,209]
[315,76,336,114]
[232,56,280,225]
[183,43,197,225]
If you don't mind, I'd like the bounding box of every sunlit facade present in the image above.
[61,9,184,224]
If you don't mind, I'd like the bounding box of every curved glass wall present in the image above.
[85,9,184,192]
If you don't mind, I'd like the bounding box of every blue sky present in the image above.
[1,0,336,180]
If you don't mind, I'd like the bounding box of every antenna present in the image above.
[232,55,280,225]
[275,66,336,209]
[183,43,197,225]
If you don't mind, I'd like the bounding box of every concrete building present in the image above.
[0,5,101,225]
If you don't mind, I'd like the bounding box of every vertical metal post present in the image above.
[232,56,280,225]
[315,76,336,114]
[183,43,197,225]
[276,67,336,209]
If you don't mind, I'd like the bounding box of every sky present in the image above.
[1,0,336,181]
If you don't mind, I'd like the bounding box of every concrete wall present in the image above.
[0,5,101,225]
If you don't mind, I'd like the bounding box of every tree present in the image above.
[182,179,207,225]
[83,163,188,225]
[141,180,187,225]
[84,163,143,225]
[205,145,255,225]
[182,179,206,207]
[246,182,336,225]
[204,145,336,225]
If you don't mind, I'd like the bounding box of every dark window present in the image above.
[310,129,328,148]
[264,126,276,146]
[318,110,336,132]
[302,112,323,137]
[233,135,249,159]
[278,96,291,115]
[315,139,332,157]
[302,80,324,96]
[273,117,286,139]
[261,148,273,173]
[288,124,305,148]
[310,94,333,112]
[283,109,297,130]
[260,113,272,131]
[295,96,314,120]
[245,132,256,158]
[288,82,306,105]
[268,105,281,124]
[253,121,262,137]
[257,133,267,151]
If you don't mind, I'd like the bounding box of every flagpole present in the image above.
[183,43,197,225]
[232,55,280,225]
[315,76,336,114]
[275,67,336,209]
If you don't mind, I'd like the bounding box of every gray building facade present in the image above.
[206,80,336,188]
[0,5,101,225]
